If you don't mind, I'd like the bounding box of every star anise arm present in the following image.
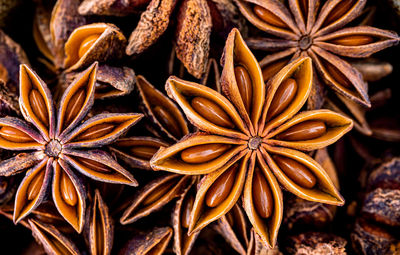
[14,157,51,224]
[288,0,319,34]
[56,62,98,138]
[150,133,247,175]
[61,149,138,186]
[242,151,283,249]
[187,152,249,235]
[246,37,298,52]
[53,159,86,233]
[315,26,400,58]
[0,117,46,149]
[265,109,353,151]
[0,151,45,177]
[19,64,55,140]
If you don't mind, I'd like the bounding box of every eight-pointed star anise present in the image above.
[0,62,142,233]
[235,0,400,108]
[150,29,353,248]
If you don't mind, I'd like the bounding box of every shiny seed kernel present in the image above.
[268,78,298,120]
[78,34,101,59]
[253,5,287,28]
[234,66,253,113]
[0,126,34,143]
[205,164,238,207]
[27,170,45,201]
[141,179,176,206]
[324,60,352,88]
[64,88,86,128]
[77,123,115,141]
[130,146,159,160]
[29,89,48,126]
[191,97,235,128]
[323,0,356,27]
[153,106,182,138]
[60,171,78,206]
[77,158,112,174]
[273,155,316,189]
[262,59,289,82]
[180,144,231,164]
[276,120,327,141]
[330,35,374,46]
[252,168,273,218]
[181,195,195,229]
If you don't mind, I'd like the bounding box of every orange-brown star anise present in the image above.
[235,0,400,108]
[0,62,142,233]
[150,29,352,248]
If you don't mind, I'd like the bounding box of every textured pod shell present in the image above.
[78,0,148,16]
[0,117,46,149]
[64,23,127,72]
[33,3,54,62]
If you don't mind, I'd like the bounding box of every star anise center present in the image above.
[298,35,313,51]
[248,136,262,150]
[44,139,63,157]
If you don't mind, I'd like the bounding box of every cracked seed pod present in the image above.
[118,226,173,255]
[0,62,141,233]
[29,219,81,255]
[78,0,151,16]
[151,29,352,248]
[120,174,191,225]
[172,176,200,255]
[110,137,169,170]
[65,65,136,100]
[247,228,282,255]
[64,23,127,72]
[136,75,189,142]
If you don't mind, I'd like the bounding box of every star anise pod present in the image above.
[150,28,353,248]
[0,62,142,233]
[235,0,400,108]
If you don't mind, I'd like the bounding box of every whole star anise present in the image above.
[150,29,353,248]
[0,62,142,233]
[235,0,400,108]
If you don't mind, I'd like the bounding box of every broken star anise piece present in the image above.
[236,0,400,108]
[151,28,352,248]
[0,62,142,233]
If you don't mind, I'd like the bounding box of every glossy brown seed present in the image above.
[76,123,115,141]
[273,155,316,189]
[29,89,48,126]
[78,34,101,59]
[130,146,159,160]
[141,180,176,206]
[191,97,235,128]
[234,66,252,113]
[60,171,78,207]
[64,88,86,128]
[262,59,289,82]
[205,164,238,207]
[76,157,112,174]
[323,0,356,26]
[330,35,374,46]
[181,195,195,229]
[324,60,352,88]
[276,120,327,141]
[180,144,231,164]
[153,106,182,138]
[253,5,287,28]
[252,168,273,218]
[268,78,298,119]
[0,126,34,143]
[27,170,45,201]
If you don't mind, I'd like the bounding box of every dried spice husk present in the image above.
[33,1,54,64]
[78,0,151,16]
[50,0,87,69]
[0,80,20,117]
[171,176,199,255]
[120,174,191,225]
[84,189,114,255]
[247,228,282,255]
[350,58,393,82]
[64,23,127,72]
[29,218,81,255]
[285,232,347,255]
[118,226,173,255]
[65,65,136,100]
[136,75,189,141]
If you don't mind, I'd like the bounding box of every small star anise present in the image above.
[235,0,400,108]
[0,62,142,233]
[150,29,353,248]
